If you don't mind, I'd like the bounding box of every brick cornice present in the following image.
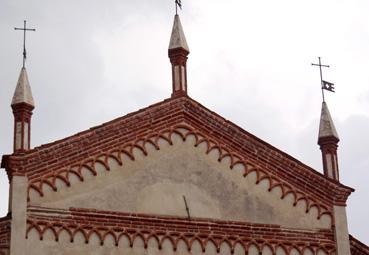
[0,216,11,251]
[11,102,34,114]
[1,96,353,207]
[26,206,336,254]
[350,235,369,255]
[181,98,353,205]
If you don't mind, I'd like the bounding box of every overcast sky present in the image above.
[0,0,368,243]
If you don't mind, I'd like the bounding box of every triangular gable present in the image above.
[27,132,331,229]
[2,96,353,211]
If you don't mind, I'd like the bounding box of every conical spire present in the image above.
[318,101,339,140]
[11,67,35,153]
[168,14,190,98]
[169,14,189,52]
[318,101,340,181]
[11,67,35,107]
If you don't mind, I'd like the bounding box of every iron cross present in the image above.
[14,20,36,68]
[175,0,182,15]
[311,57,330,102]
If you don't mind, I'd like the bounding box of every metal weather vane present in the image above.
[175,0,182,15]
[311,57,335,102]
[14,20,36,68]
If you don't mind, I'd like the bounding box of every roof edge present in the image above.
[184,97,354,195]
[5,97,177,157]
[350,234,369,254]
[2,96,353,204]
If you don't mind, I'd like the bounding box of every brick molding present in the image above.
[26,206,336,254]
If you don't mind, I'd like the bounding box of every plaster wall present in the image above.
[25,228,329,255]
[30,133,331,229]
[333,206,351,255]
[9,176,27,255]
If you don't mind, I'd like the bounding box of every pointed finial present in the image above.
[169,14,189,52]
[11,67,35,152]
[168,12,190,97]
[318,101,340,181]
[11,67,35,107]
[318,101,339,141]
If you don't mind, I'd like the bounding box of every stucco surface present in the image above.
[333,206,351,255]
[30,133,331,229]
[9,176,27,255]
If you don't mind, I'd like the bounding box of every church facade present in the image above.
[1,14,368,255]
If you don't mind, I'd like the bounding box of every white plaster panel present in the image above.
[24,122,29,149]
[219,242,231,255]
[333,206,351,255]
[177,240,189,255]
[205,241,216,255]
[290,248,300,255]
[303,248,314,255]
[10,176,28,255]
[262,246,273,255]
[233,243,245,255]
[174,66,180,91]
[248,245,259,255]
[276,247,287,255]
[317,249,328,255]
[326,154,333,178]
[333,154,339,178]
[191,240,202,254]
[15,122,22,150]
[31,135,330,230]
[181,66,185,90]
